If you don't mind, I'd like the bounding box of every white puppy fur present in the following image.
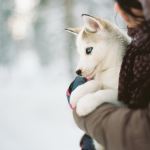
[66,14,130,117]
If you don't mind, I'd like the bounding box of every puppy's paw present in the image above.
[70,89,83,108]
[76,94,96,116]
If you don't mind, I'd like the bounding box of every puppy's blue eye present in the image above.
[86,47,93,55]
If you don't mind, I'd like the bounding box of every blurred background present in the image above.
[0,0,125,150]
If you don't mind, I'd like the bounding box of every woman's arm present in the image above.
[73,103,150,150]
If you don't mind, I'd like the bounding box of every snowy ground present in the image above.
[0,0,121,149]
[0,54,83,150]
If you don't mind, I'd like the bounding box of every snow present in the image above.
[0,52,83,150]
[0,0,120,149]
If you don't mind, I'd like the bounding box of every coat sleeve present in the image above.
[73,103,150,150]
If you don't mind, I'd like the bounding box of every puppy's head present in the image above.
[66,14,115,79]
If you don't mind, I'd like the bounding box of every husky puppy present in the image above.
[66,14,130,150]
[66,14,129,117]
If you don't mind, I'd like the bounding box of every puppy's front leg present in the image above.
[76,89,122,116]
[70,80,100,108]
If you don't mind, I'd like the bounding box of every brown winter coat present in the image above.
[73,103,150,150]
[73,2,150,150]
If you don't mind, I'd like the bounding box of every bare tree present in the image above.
[0,0,15,65]
[64,0,76,77]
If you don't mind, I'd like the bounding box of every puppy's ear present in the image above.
[82,14,105,33]
[65,27,81,35]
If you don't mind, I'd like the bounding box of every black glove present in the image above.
[80,134,96,150]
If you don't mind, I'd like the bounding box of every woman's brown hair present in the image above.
[115,0,143,18]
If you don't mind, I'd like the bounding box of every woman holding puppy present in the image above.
[68,0,150,149]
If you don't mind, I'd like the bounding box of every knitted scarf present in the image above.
[118,21,150,108]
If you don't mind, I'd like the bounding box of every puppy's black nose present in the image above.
[76,69,82,76]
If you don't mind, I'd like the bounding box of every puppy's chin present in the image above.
[83,72,95,80]
[86,76,94,81]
